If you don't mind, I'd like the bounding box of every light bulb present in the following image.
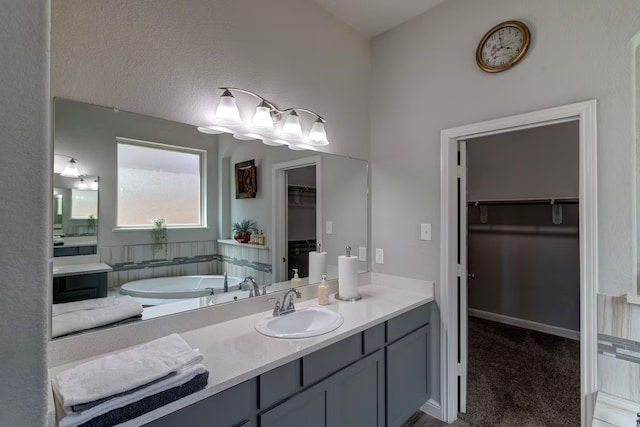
[282,110,303,138]
[251,101,274,130]
[308,119,329,145]
[61,159,80,178]
[214,89,241,125]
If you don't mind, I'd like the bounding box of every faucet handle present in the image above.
[271,300,281,316]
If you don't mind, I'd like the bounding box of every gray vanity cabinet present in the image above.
[144,302,432,427]
[52,272,107,303]
[260,350,385,427]
[144,380,256,427]
[386,324,430,427]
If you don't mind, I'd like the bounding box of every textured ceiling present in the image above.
[311,0,446,38]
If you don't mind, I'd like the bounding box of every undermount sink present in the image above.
[255,307,344,339]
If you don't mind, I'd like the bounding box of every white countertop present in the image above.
[48,273,434,426]
[52,262,112,278]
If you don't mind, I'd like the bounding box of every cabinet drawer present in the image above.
[302,333,362,386]
[145,380,253,427]
[363,322,385,354]
[259,359,300,409]
[387,303,430,343]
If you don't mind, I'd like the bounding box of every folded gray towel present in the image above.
[78,372,209,427]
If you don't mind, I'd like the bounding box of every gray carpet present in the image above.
[459,317,580,427]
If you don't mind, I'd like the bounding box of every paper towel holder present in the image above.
[335,246,362,302]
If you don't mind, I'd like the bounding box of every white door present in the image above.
[458,140,468,414]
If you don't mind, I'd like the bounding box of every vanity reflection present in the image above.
[53,173,99,256]
[52,98,368,338]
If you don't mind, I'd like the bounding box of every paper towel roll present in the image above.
[308,251,327,284]
[338,255,359,299]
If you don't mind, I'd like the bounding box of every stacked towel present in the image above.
[52,334,209,427]
[52,296,144,338]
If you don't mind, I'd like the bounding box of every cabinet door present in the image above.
[386,325,430,427]
[326,350,384,427]
[259,385,326,427]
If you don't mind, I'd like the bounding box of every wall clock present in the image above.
[476,20,531,73]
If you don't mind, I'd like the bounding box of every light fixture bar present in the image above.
[199,87,331,149]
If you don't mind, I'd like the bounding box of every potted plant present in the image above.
[232,219,256,243]
[151,218,168,254]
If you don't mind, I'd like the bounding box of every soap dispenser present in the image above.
[291,269,301,288]
[317,275,330,305]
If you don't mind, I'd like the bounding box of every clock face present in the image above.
[476,21,530,73]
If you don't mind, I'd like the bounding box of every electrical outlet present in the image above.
[358,246,367,262]
[375,248,384,264]
[326,221,333,234]
[420,223,431,241]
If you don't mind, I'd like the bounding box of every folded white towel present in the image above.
[52,296,132,316]
[52,333,203,409]
[51,296,143,338]
[56,363,208,427]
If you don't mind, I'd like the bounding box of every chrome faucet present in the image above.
[241,276,260,297]
[223,271,228,293]
[272,289,302,316]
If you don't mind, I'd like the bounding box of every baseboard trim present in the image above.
[420,398,442,421]
[468,309,580,341]
[593,391,639,426]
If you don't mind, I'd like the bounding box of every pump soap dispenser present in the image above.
[291,269,301,288]
[336,246,361,301]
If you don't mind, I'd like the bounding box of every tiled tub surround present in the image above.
[48,273,435,426]
[597,293,640,404]
[99,241,271,291]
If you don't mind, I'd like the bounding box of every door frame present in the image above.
[439,100,598,425]
[272,156,323,282]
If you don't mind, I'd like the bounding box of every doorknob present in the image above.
[468,273,476,279]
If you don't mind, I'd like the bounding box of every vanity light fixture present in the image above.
[198,87,330,150]
[60,157,80,178]
[77,178,88,189]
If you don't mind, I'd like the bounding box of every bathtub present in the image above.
[119,275,244,299]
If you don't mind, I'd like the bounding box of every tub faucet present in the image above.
[242,276,260,297]
[223,272,228,293]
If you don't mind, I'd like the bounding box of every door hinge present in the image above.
[456,166,464,178]
[456,363,463,376]
[456,264,464,277]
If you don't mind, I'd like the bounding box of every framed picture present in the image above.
[235,159,257,199]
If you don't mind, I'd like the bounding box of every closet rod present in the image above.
[467,197,578,206]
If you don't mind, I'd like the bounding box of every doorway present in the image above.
[460,122,581,425]
[272,156,323,283]
[439,101,598,425]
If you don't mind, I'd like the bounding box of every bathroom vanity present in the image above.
[48,273,435,427]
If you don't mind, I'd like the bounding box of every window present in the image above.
[70,189,98,219]
[116,137,205,228]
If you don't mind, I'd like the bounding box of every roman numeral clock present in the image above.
[476,20,531,73]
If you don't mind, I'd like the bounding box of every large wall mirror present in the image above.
[52,98,368,338]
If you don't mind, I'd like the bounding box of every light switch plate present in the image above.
[420,223,431,241]
[326,221,333,234]
[358,246,367,262]
[375,248,384,264]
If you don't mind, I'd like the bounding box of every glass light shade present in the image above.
[197,126,224,134]
[77,178,88,189]
[262,138,287,146]
[91,179,99,190]
[288,144,307,151]
[282,111,303,138]
[233,133,259,141]
[308,120,329,145]
[252,105,274,130]
[60,159,80,178]
[214,90,241,124]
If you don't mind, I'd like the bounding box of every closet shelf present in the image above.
[467,197,578,206]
